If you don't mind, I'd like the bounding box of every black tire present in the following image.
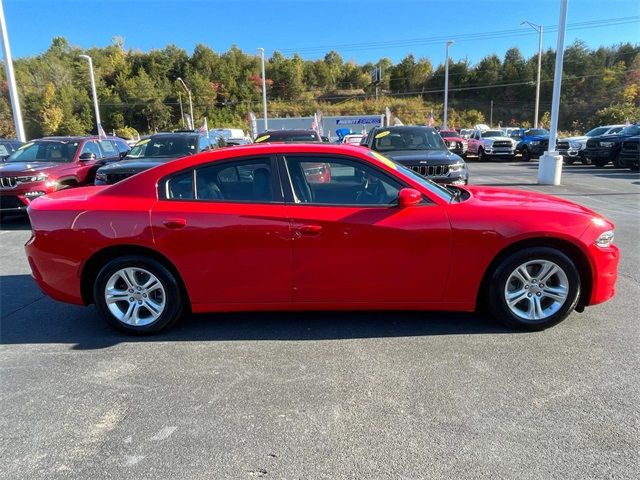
[580,156,590,165]
[593,158,608,168]
[478,148,487,162]
[521,147,531,162]
[93,255,184,335]
[488,247,581,331]
[612,154,624,168]
[564,157,575,165]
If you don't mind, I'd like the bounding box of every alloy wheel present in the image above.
[104,267,166,326]
[504,259,569,322]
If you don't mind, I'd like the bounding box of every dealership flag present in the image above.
[97,123,107,138]
[198,117,209,137]
[427,111,434,127]
[311,113,319,132]
[385,107,391,127]
[248,112,258,139]
[315,110,324,136]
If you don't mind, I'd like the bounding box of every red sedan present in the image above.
[25,144,619,334]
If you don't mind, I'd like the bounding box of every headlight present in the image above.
[600,142,614,148]
[16,173,47,184]
[448,163,466,173]
[595,230,614,248]
[531,141,541,145]
[449,141,457,148]
[569,141,582,150]
[95,171,107,181]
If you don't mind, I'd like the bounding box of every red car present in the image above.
[0,136,129,215]
[25,144,619,334]
[439,130,468,158]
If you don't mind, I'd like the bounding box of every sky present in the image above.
[4,0,640,65]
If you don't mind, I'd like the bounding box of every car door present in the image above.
[150,155,293,306]
[98,139,122,164]
[281,154,452,304]
[74,140,104,184]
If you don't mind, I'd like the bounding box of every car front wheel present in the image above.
[94,256,184,334]
[488,247,580,330]
[478,148,487,161]
[521,147,531,162]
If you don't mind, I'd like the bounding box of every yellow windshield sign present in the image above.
[18,142,33,150]
[374,130,390,139]
[135,138,151,146]
[255,135,271,143]
[369,151,397,169]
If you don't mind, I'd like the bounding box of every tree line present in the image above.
[0,36,638,139]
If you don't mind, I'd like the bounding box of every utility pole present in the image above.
[490,100,494,127]
[521,20,543,128]
[538,0,569,185]
[258,48,268,130]
[79,55,102,134]
[0,0,25,141]
[443,40,454,129]
[177,77,194,129]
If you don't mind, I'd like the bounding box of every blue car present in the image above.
[510,128,550,161]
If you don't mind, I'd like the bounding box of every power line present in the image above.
[275,16,639,56]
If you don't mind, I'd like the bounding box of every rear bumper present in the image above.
[24,232,85,305]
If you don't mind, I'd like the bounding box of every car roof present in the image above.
[259,129,318,134]
[40,136,120,142]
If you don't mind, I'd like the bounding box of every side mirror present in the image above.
[79,152,96,161]
[119,150,129,159]
[398,188,422,208]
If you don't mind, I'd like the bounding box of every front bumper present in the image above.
[618,148,639,167]
[0,181,54,213]
[586,243,619,306]
[484,148,515,157]
[584,148,616,161]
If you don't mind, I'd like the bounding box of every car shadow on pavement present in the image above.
[0,215,31,231]
[1,274,517,350]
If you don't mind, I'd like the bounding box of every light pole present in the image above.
[177,77,194,130]
[521,20,543,128]
[79,55,102,135]
[0,0,25,141]
[538,0,569,185]
[443,40,454,129]
[258,48,268,130]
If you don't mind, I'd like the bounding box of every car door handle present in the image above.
[162,218,187,229]
[294,224,322,235]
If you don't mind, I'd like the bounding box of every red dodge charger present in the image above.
[25,144,619,334]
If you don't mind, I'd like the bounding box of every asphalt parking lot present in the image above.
[1,161,639,480]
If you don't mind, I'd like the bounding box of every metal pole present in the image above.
[443,40,453,129]
[522,21,543,128]
[178,91,185,127]
[0,0,25,141]
[177,77,194,129]
[490,100,493,127]
[258,48,268,130]
[79,55,101,133]
[538,0,569,185]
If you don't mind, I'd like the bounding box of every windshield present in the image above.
[374,128,447,152]
[586,127,608,137]
[525,129,549,136]
[127,136,197,158]
[255,131,319,143]
[620,125,640,136]
[482,130,505,138]
[6,140,80,163]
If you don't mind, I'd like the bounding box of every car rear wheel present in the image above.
[488,247,580,331]
[94,256,184,334]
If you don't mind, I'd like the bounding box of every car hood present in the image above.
[483,136,514,143]
[523,135,549,141]
[0,161,67,175]
[593,134,625,142]
[441,135,465,142]
[382,150,462,164]
[562,135,588,143]
[99,158,171,172]
[464,185,598,216]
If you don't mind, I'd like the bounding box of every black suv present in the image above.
[618,136,640,171]
[254,130,322,143]
[584,123,640,167]
[95,131,215,185]
[361,126,468,185]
